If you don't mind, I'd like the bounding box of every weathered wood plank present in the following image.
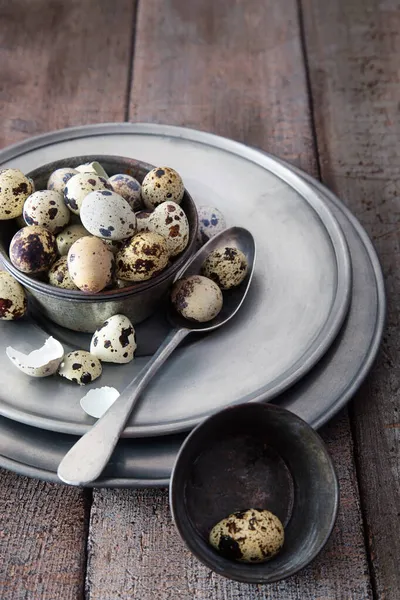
[301,0,400,597]
[86,1,372,598]
[0,1,135,598]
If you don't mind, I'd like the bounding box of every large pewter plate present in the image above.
[0,124,352,437]
[0,162,385,486]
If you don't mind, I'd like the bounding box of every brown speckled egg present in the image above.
[148,201,189,257]
[201,247,248,290]
[209,509,284,563]
[108,174,142,211]
[116,232,169,282]
[64,173,111,215]
[56,224,89,256]
[58,350,102,385]
[0,271,28,320]
[0,168,33,220]
[9,225,57,274]
[171,275,223,322]
[141,167,184,209]
[47,168,78,195]
[67,237,114,293]
[48,256,78,290]
[23,190,70,234]
[135,209,152,232]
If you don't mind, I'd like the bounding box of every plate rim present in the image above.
[0,123,353,437]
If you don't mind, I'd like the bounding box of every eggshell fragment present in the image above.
[209,509,284,563]
[80,386,120,418]
[68,237,114,293]
[47,168,78,195]
[148,201,189,256]
[90,315,136,363]
[142,167,184,209]
[80,190,136,240]
[171,275,223,322]
[75,161,109,179]
[109,174,142,210]
[201,246,248,289]
[58,350,102,385]
[0,272,28,320]
[0,168,33,219]
[6,336,64,377]
[9,225,58,274]
[116,232,169,282]
[23,190,70,234]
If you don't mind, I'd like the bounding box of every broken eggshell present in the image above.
[58,350,102,386]
[80,386,120,419]
[90,314,137,364]
[6,336,64,377]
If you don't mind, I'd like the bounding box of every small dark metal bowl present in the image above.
[0,155,198,332]
[169,403,338,584]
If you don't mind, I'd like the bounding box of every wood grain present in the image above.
[301,0,400,597]
[0,1,135,598]
[86,1,372,598]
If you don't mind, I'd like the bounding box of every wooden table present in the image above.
[0,1,399,598]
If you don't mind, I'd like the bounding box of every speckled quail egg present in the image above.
[135,209,152,232]
[23,190,70,234]
[56,224,90,256]
[116,231,169,282]
[0,271,28,320]
[64,173,111,215]
[171,275,223,322]
[197,206,226,244]
[75,161,109,179]
[141,167,184,209]
[209,509,284,563]
[47,168,78,195]
[0,168,33,220]
[48,256,79,290]
[6,336,64,378]
[58,350,102,385]
[90,314,136,363]
[201,247,248,290]
[67,236,114,293]
[108,174,142,211]
[148,201,189,257]
[9,225,57,274]
[80,190,136,240]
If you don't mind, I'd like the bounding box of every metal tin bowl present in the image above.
[0,155,198,332]
[169,403,339,583]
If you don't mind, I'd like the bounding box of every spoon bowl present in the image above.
[57,226,256,485]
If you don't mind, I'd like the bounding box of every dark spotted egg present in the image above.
[80,190,136,241]
[9,225,57,274]
[148,201,189,257]
[0,271,27,320]
[90,314,136,364]
[47,168,78,195]
[116,231,169,282]
[0,168,33,220]
[48,257,78,290]
[141,167,184,209]
[64,173,111,215]
[58,350,102,386]
[23,190,70,234]
[108,174,142,211]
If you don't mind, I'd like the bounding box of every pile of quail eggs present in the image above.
[0,161,190,293]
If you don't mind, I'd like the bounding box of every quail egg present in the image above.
[201,247,248,289]
[9,225,57,274]
[90,314,137,364]
[64,173,111,215]
[75,161,109,179]
[48,257,79,290]
[209,509,284,563]
[67,236,114,293]
[171,275,223,322]
[197,206,226,244]
[148,201,189,257]
[141,167,184,209]
[80,190,136,240]
[108,174,142,211]
[23,190,70,234]
[116,232,169,282]
[56,224,90,256]
[58,350,102,385]
[135,209,152,232]
[47,168,78,195]
[0,271,28,320]
[0,168,33,220]
[6,336,65,378]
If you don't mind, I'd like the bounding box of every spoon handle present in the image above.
[57,327,189,486]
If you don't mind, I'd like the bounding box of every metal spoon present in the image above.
[57,226,256,485]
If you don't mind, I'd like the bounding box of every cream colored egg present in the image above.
[0,271,27,320]
[23,190,70,234]
[0,168,33,220]
[148,201,189,256]
[201,247,248,289]
[141,167,184,209]
[48,257,78,290]
[116,232,169,282]
[64,173,111,215]
[67,236,114,293]
[47,168,78,195]
[9,225,57,274]
[90,314,136,364]
[58,350,102,385]
[171,275,223,322]
[56,224,90,256]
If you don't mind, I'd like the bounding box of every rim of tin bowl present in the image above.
[0,155,198,301]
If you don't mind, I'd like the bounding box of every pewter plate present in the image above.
[0,124,352,437]
[0,162,385,486]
